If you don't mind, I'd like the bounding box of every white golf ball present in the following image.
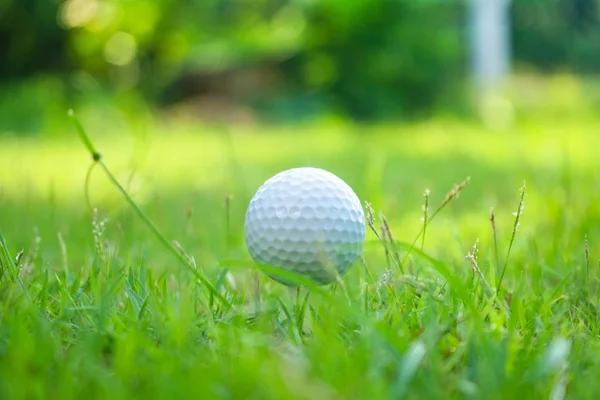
[244,167,366,285]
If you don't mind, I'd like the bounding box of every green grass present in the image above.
[2,115,600,399]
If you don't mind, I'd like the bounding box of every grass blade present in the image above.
[69,110,229,307]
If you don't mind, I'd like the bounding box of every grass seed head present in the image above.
[92,208,109,261]
[380,213,395,244]
[442,177,471,207]
[364,202,376,230]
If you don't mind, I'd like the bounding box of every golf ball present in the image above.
[244,167,366,285]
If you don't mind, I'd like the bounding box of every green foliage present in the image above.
[3,0,600,131]
[0,0,68,78]
[275,0,467,120]
[512,0,600,71]
[0,0,468,126]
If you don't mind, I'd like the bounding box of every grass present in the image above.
[2,114,600,399]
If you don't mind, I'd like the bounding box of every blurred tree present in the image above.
[0,0,68,78]
[2,0,600,131]
[512,0,600,71]
[274,0,466,120]
[0,0,469,124]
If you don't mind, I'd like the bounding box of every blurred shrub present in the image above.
[512,0,600,71]
[274,0,467,120]
[0,0,468,129]
[0,0,68,79]
[1,0,600,133]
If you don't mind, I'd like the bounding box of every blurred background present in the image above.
[2,0,600,134]
[2,0,600,268]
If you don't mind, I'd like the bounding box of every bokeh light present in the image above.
[59,0,99,28]
[104,31,137,66]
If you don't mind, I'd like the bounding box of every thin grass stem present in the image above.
[496,181,526,294]
[69,110,229,306]
[400,177,471,270]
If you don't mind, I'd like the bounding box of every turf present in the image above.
[2,116,600,399]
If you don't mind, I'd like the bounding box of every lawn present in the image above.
[1,115,600,399]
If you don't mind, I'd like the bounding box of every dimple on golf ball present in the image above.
[244,167,366,285]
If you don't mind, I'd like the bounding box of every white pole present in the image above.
[470,0,511,92]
